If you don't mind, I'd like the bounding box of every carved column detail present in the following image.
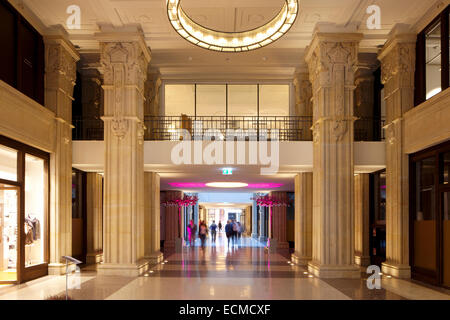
[305,31,362,278]
[44,35,80,275]
[97,29,151,276]
[378,27,416,278]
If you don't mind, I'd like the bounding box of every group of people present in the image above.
[225,220,245,248]
[186,219,244,249]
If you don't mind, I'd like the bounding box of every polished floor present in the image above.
[0,233,449,300]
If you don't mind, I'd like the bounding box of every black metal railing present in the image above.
[72,115,385,142]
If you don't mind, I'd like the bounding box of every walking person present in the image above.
[187,220,197,247]
[237,222,242,246]
[225,220,233,248]
[232,220,239,246]
[218,221,222,233]
[210,220,217,243]
[199,221,208,250]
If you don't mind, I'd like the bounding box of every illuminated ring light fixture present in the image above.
[166,0,299,52]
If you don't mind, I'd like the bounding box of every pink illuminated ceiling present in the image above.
[168,182,283,189]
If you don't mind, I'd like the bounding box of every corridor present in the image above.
[0,234,449,300]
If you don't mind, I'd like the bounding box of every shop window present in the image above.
[259,85,290,116]
[0,1,44,105]
[0,183,18,282]
[0,136,49,283]
[415,6,450,105]
[228,85,258,117]
[414,157,437,272]
[0,145,17,182]
[425,22,442,99]
[164,83,291,118]
[196,85,226,116]
[164,84,195,116]
[442,151,450,184]
[24,154,45,267]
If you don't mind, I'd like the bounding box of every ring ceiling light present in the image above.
[167,0,299,52]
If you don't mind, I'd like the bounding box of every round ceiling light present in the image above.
[206,182,249,188]
[166,0,299,52]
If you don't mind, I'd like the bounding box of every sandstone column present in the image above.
[305,28,362,278]
[96,27,151,276]
[354,173,370,266]
[144,172,163,264]
[292,172,313,266]
[86,173,103,265]
[378,25,416,278]
[270,191,289,249]
[259,206,267,242]
[44,34,80,275]
[163,191,183,249]
[251,195,259,238]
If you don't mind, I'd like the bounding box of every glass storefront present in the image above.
[410,141,450,288]
[0,136,49,283]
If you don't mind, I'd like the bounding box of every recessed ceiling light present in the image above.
[206,182,249,188]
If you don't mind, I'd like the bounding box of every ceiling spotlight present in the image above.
[308,275,314,278]
[167,0,299,52]
[149,270,154,273]
[303,271,308,275]
[206,182,248,188]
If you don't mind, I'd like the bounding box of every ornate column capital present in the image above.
[378,25,416,87]
[305,32,362,90]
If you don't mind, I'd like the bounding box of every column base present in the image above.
[86,252,103,265]
[354,255,371,267]
[48,263,71,275]
[145,252,164,265]
[307,261,361,278]
[97,259,150,277]
[259,236,267,242]
[381,262,411,278]
[291,252,311,266]
[251,233,258,239]
[175,237,183,253]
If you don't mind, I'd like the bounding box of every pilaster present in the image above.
[44,34,80,275]
[96,27,151,276]
[292,173,313,266]
[354,173,370,267]
[251,195,259,238]
[305,30,362,278]
[270,191,289,249]
[378,25,416,278]
[86,173,103,265]
[163,191,183,249]
[144,172,163,265]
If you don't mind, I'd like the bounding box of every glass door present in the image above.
[0,183,19,283]
[442,191,450,287]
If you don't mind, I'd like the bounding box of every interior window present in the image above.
[425,22,442,100]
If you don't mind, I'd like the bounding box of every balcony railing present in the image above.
[72,116,385,142]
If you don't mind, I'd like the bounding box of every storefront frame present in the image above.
[409,139,450,288]
[0,135,49,284]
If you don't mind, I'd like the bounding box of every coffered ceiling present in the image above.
[9,0,447,79]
